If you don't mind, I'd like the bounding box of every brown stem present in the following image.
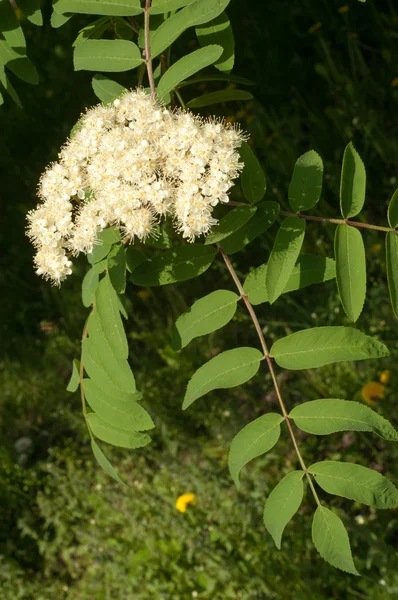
[218,246,321,505]
[144,0,157,102]
[280,210,393,233]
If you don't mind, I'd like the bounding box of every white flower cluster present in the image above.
[26,89,245,284]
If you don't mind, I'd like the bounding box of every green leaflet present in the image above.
[150,0,195,14]
[239,142,266,204]
[151,0,231,58]
[87,241,112,264]
[309,461,398,509]
[205,205,257,245]
[95,275,128,358]
[220,201,279,255]
[146,226,172,249]
[107,243,126,294]
[289,399,398,441]
[83,379,154,431]
[340,142,366,219]
[51,7,73,28]
[131,245,216,287]
[312,506,359,575]
[335,224,366,322]
[0,63,22,107]
[73,17,111,46]
[263,471,305,549]
[172,289,239,350]
[125,246,146,273]
[266,216,306,304]
[0,91,3,105]
[228,413,284,489]
[66,359,80,392]
[387,189,398,228]
[82,267,99,308]
[97,227,121,244]
[93,259,107,274]
[0,0,26,48]
[243,255,336,305]
[91,439,125,484]
[386,231,398,319]
[288,150,323,212]
[92,74,126,104]
[186,88,252,108]
[82,337,135,397]
[178,73,254,88]
[157,45,223,103]
[74,39,143,72]
[183,347,263,409]
[0,40,39,85]
[196,12,234,73]
[18,0,43,26]
[114,17,134,40]
[270,326,389,370]
[87,413,151,449]
[55,0,143,15]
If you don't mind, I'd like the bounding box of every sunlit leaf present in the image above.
[74,39,143,72]
[92,74,126,103]
[95,275,128,358]
[82,267,99,308]
[312,506,359,575]
[196,12,234,73]
[91,439,126,484]
[66,359,80,392]
[340,142,366,219]
[288,150,323,212]
[55,0,143,15]
[205,205,257,245]
[82,336,135,396]
[263,471,304,549]
[334,224,366,322]
[87,413,151,448]
[220,201,279,255]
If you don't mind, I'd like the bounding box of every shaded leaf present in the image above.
[178,72,254,88]
[18,0,43,26]
[340,142,366,219]
[66,359,80,392]
[73,17,111,45]
[186,88,252,108]
[83,379,154,431]
[220,201,279,255]
[266,216,306,304]
[0,40,38,84]
[74,39,143,72]
[244,255,336,305]
[82,267,99,307]
[196,11,234,73]
[309,461,398,509]
[131,245,216,287]
[0,0,26,48]
[263,471,305,549]
[205,205,257,245]
[92,73,126,103]
[239,142,267,204]
[87,413,151,448]
[107,243,126,294]
[157,45,223,102]
[288,150,323,212]
[312,506,359,575]
[172,289,238,350]
[125,246,146,272]
[150,0,195,14]
[228,413,283,489]
[183,347,262,409]
[289,399,398,441]
[95,275,128,358]
[334,224,366,322]
[55,0,143,15]
[387,189,398,229]
[386,231,398,319]
[270,326,389,370]
[91,439,125,484]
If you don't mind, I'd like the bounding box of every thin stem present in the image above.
[174,88,187,109]
[144,0,156,101]
[280,210,393,233]
[218,246,321,506]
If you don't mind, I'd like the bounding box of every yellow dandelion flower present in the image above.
[380,370,390,385]
[361,382,385,406]
[176,493,196,513]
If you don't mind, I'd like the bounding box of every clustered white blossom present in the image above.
[26,89,245,285]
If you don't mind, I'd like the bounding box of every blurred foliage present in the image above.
[1,0,398,597]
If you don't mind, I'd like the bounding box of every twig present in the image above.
[144,0,157,101]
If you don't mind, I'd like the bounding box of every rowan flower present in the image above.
[26,89,245,284]
[176,493,196,513]
[361,381,385,407]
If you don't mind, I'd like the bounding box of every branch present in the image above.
[144,0,157,102]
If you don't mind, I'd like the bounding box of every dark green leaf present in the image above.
[55,0,143,15]
[178,73,254,87]
[87,413,151,448]
[335,224,366,322]
[186,88,252,108]
[386,231,398,319]
[220,201,279,255]
[340,142,366,219]
[18,0,43,26]
[150,0,195,14]
[74,39,143,72]
[172,289,238,350]
[73,17,111,45]
[107,243,126,294]
[228,413,283,488]
[196,11,234,73]
[82,267,99,307]
[125,246,146,272]
[0,40,39,84]
[0,0,26,48]
[92,74,126,103]
[131,245,216,287]
[183,347,262,409]
[205,205,257,245]
[288,150,323,212]
[309,461,398,509]
[263,471,305,549]
[312,506,359,575]
[289,399,398,441]
[244,255,336,305]
[239,142,267,204]
[266,216,306,304]
[387,189,398,229]
[270,326,389,370]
